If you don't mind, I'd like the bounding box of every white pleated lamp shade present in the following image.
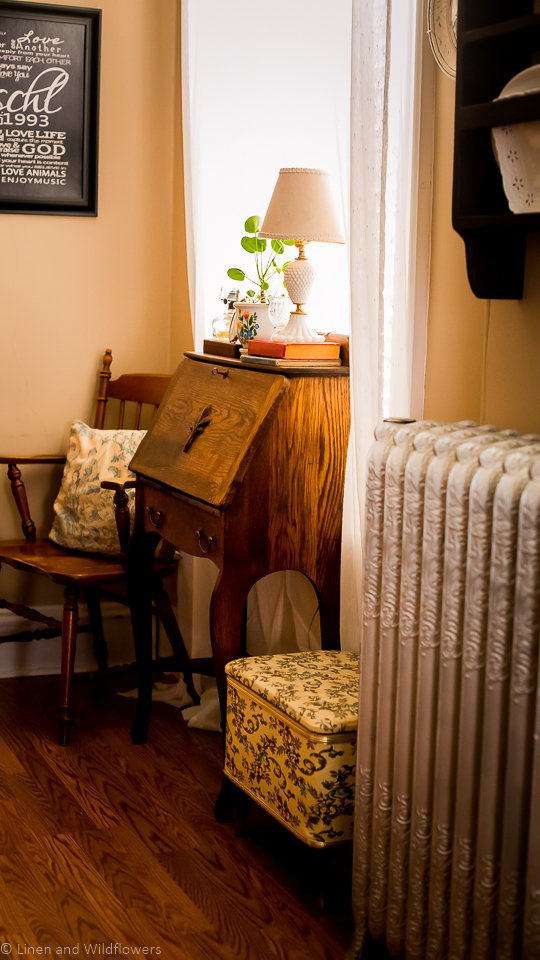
[259,168,345,243]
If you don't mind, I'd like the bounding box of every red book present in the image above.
[247,339,341,360]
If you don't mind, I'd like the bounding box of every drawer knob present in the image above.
[196,528,215,554]
[146,506,164,528]
[212,367,229,379]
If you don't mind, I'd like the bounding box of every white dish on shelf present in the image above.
[492,65,540,214]
[497,64,540,99]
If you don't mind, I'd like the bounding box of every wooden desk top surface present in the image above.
[187,348,350,379]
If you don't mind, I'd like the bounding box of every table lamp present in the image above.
[259,167,345,343]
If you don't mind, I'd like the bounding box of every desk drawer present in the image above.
[141,483,223,561]
[130,357,288,508]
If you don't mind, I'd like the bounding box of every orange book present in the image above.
[247,339,341,360]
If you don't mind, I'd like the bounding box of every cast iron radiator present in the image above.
[347,420,540,960]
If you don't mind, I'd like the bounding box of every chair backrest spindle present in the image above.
[94,349,113,429]
[92,350,172,431]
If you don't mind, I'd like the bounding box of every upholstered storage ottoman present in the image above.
[223,650,360,848]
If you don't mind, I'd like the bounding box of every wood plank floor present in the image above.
[0,672,357,960]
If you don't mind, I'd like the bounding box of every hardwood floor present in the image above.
[0,673,354,960]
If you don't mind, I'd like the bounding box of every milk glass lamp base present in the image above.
[272,312,325,344]
[272,254,324,342]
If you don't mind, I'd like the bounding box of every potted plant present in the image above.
[227,216,294,344]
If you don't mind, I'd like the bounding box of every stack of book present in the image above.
[241,339,342,367]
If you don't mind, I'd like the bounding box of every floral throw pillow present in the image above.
[49,420,146,556]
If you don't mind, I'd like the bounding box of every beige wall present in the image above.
[424,72,540,434]
[0,0,191,606]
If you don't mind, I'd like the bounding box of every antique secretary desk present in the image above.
[126,344,350,743]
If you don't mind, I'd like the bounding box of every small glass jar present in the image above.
[211,311,231,340]
[268,295,293,332]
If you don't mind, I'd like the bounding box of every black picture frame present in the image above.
[0,1,100,216]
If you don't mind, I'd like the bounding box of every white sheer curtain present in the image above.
[344,0,434,955]
[340,0,434,656]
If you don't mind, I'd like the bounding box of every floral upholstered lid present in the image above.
[225,650,360,734]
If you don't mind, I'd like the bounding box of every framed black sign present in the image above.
[0,1,100,216]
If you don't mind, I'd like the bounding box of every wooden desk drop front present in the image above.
[127,349,350,743]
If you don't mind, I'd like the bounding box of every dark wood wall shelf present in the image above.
[453,1,540,298]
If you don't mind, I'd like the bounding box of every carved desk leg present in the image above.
[211,566,253,824]
[315,564,342,651]
[209,566,248,727]
[128,525,161,744]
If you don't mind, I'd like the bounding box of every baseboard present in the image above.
[0,602,136,678]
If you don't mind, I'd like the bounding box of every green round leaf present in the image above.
[271,238,284,254]
[282,239,295,246]
[227,268,245,281]
[246,290,256,297]
[261,281,269,290]
[244,215,260,234]
[241,236,257,254]
[254,237,267,252]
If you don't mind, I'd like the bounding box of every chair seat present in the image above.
[224,650,360,848]
[0,538,127,585]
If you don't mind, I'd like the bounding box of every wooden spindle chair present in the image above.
[0,349,195,745]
